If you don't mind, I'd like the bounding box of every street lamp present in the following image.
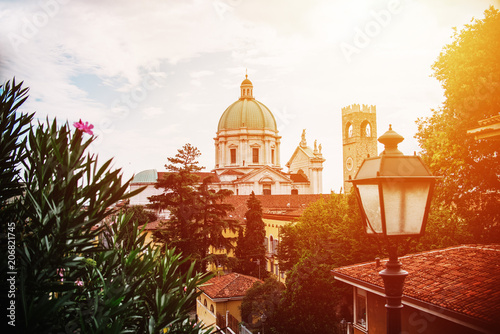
[348,125,439,334]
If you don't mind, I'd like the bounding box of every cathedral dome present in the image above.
[217,75,277,132]
[217,99,277,132]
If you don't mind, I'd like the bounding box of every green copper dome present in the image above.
[131,169,158,183]
[217,75,278,132]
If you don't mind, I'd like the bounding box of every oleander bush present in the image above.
[0,79,212,333]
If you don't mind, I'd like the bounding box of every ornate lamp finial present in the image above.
[378,125,404,156]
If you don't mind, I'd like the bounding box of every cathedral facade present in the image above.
[212,75,325,195]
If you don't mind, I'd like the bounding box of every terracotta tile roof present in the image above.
[134,194,325,230]
[332,244,500,328]
[478,114,500,126]
[157,171,220,183]
[200,272,262,300]
[223,194,325,221]
[289,173,309,183]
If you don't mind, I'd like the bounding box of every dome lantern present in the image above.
[240,74,254,99]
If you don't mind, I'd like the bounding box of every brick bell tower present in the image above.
[342,104,378,193]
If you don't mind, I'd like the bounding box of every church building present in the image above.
[129,75,325,201]
[213,74,325,195]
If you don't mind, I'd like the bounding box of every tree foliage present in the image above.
[273,194,378,333]
[234,191,267,278]
[0,79,212,333]
[121,204,158,244]
[240,278,285,333]
[415,6,500,242]
[123,204,158,226]
[278,193,380,272]
[148,143,238,272]
[275,257,349,334]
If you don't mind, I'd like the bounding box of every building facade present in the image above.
[213,75,325,195]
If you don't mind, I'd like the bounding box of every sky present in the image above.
[1,0,498,193]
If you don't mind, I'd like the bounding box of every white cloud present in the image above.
[141,106,164,119]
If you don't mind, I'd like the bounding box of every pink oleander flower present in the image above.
[73,119,94,135]
[75,278,84,287]
[57,268,65,282]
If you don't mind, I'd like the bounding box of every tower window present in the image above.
[347,123,353,138]
[271,149,275,164]
[230,148,237,164]
[361,121,372,138]
[291,189,298,195]
[253,148,259,163]
[263,184,271,195]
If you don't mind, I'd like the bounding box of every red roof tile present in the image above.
[200,272,262,299]
[332,244,500,327]
[136,194,326,230]
[157,171,220,183]
[223,194,325,221]
[289,173,309,183]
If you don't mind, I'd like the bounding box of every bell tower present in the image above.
[342,104,377,193]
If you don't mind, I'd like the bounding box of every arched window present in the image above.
[346,122,353,138]
[361,121,371,138]
[210,305,214,313]
[269,236,273,254]
[204,299,207,307]
[291,189,298,195]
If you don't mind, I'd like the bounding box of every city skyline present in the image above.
[1,0,497,192]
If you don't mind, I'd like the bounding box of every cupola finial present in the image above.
[240,71,253,100]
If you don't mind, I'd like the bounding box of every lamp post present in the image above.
[348,125,439,334]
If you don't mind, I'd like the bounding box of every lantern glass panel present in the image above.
[357,184,382,234]
[382,180,430,235]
